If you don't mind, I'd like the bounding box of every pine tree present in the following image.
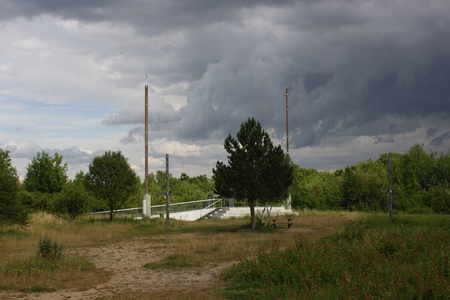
[213,117,293,230]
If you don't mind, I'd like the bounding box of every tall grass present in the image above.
[0,210,362,296]
[223,214,450,299]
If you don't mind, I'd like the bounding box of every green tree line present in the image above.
[0,149,215,225]
[291,143,450,214]
[2,142,449,227]
[143,171,215,206]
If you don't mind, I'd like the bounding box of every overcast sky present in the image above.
[1,0,449,181]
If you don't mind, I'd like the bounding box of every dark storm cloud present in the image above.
[373,135,395,145]
[102,97,180,126]
[0,0,295,32]
[6,0,449,151]
[426,127,439,139]
[430,132,450,147]
[164,0,450,148]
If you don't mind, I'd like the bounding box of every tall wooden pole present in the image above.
[285,88,289,154]
[285,88,291,209]
[145,85,149,195]
[166,154,170,230]
[389,152,392,219]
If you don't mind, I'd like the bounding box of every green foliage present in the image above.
[85,151,141,221]
[18,189,54,211]
[51,181,94,221]
[291,166,342,210]
[170,174,215,203]
[0,149,29,228]
[141,171,216,205]
[24,151,68,196]
[37,233,63,260]
[402,144,438,190]
[341,159,387,211]
[291,144,450,214]
[213,117,293,230]
[223,214,450,299]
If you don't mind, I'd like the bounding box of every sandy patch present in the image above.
[0,236,234,300]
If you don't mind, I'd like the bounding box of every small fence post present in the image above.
[166,154,170,230]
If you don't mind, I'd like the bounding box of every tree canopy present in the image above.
[291,143,450,214]
[24,151,68,195]
[0,149,29,228]
[213,117,293,230]
[85,151,141,221]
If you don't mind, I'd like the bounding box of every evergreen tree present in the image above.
[0,149,29,227]
[213,117,293,230]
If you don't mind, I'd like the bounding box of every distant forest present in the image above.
[290,144,450,214]
[4,143,449,216]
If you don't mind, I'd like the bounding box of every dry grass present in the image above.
[293,209,365,240]
[142,210,365,269]
[0,212,133,293]
[0,209,364,297]
[0,212,137,256]
[0,255,111,293]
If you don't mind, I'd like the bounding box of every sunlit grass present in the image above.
[0,254,107,292]
[141,210,363,269]
[0,209,363,296]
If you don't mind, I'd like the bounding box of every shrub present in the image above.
[51,181,93,222]
[37,234,63,260]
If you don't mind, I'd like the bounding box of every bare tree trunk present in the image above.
[249,200,256,230]
[264,206,273,227]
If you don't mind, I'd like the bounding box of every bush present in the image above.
[37,234,63,260]
[51,181,93,222]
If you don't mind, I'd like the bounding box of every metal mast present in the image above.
[145,85,149,195]
[285,88,289,154]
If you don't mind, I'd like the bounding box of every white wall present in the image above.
[156,207,215,221]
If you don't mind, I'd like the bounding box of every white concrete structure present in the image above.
[89,198,293,221]
[157,206,293,221]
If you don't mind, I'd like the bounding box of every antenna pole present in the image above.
[142,84,151,217]
[389,152,392,219]
[145,85,149,195]
[285,88,289,154]
[166,154,170,230]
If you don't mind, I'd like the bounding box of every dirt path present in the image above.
[0,236,235,300]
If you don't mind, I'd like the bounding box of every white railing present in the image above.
[87,207,143,219]
[150,198,223,216]
[87,197,286,219]
[87,198,225,219]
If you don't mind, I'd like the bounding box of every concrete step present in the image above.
[213,207,293,219]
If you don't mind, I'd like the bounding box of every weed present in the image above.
[37,233,63,260]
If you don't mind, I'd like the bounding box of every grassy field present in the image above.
[0,210,363,298]
[223,214,450,299]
